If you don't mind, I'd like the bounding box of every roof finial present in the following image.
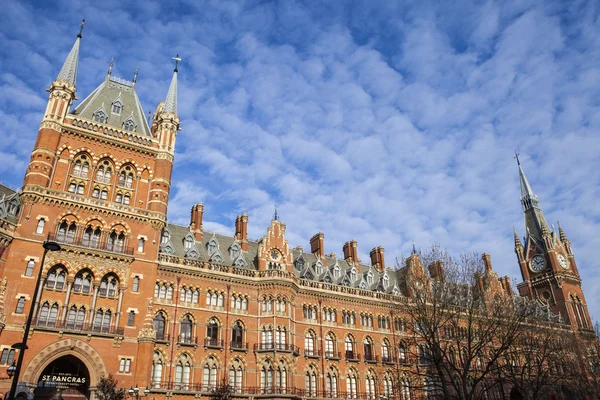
[514,151,520,166]
[173,54,181,73]
[133,65,139,83]
[78,18,86,38]
[107,57,113,76]
[273,205,279,221]
[412,243,417,255]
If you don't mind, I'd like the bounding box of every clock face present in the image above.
[270,249,280,261]
[557,254,569,270]
[530,255,545,273]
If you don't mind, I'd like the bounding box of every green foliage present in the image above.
[95,374,126,400]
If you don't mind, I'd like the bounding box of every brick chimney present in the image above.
[235,213,248,251]
[369,246,385,272]
[501,276,513,296]
[428,261,445,281]
[310,233,324,258]
[189,203,204,241]
[343,240,359,263]
[482,253,492,273]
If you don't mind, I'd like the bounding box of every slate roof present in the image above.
[72,76,151,136]
[159,222,404,296]
[0,184,20,224]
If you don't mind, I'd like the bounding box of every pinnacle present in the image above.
[513,227,523,248]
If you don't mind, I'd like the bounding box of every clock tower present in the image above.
[514,155,592,331]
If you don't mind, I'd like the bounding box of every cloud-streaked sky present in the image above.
[1,0,599,321]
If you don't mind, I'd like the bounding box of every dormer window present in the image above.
[333,265,340,278]
[112,101,122,115]
[367,272,373,285]
[184,235,194,251]
[208,238,218,255]
[161,229,171,245]
[93,109,107,123]
[383,274,389,287]
[123,117,136,132]
[350,268,357,282]
[230,243,241,260]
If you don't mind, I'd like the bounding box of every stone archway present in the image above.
[20,338,107,398]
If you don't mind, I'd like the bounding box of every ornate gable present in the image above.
[257,219,292,271]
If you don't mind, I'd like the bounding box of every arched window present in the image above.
[364,337,374,361]
[206,319,219,346]
[175,354,192,390]
[180,315,193,344]
[73,156,90,178]
[346,369,358,399]
[325,333,335,358]
[107,231,125,252]
[231,321,244,349]
[123,118,136,132]
[184,235,194,250]
[66,305,78,328]
[399,342,408,364]
[365,370,376,400]
[38,302,50,326]
[383,372,394,400]
[276,360,287,393]
[202,356,218,390]
[112,101,122,115]
[46,266,67,290]
[401,375,411,400]
[93,110,106,123]
[154,312,166,340]
[151,352,163,388]
[100,275,119,297]
[382,340,391,362]
[229,359,243,394]
[261,361,274,394]
[305,365,317,397]
[118,166,135,188]
[305,331,316,356]
[326,366,338,397]
[345,336,355,359]
[193,289,199,304]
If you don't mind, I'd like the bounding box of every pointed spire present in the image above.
[133,65,139,84]
[515,152,536,204]
[514,227,523,248]
[558,221,568,242]
[162,55,180,115]
[107,57,113,76]
[56,19,85,86]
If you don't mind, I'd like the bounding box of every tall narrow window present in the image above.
[35,219,45,234]
[180,315,193,343]
[138,238,145,253]
[206,319,219,346]
[229,359,243,393]
[24,259,35,277]
[128,311,136,327]
[231,322,243,349]
[151,352,163,388]
[154,313,166,340]
[132,276,140,292]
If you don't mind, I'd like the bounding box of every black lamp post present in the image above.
[7,241,61,400]
[128,386,150,400]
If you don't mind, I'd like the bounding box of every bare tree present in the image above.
[399,246,533,400]
[501,324,580,400]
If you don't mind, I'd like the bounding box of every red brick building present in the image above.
[0,28,594,400]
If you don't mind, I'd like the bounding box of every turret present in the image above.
[148,56,180,215]
[24,21,84,189]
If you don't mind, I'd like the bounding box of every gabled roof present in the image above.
[72,76,151,136]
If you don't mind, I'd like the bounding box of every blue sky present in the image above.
[1,0,599,322]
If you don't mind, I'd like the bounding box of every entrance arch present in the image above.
[20,339,107,399]
[34,355,90,400]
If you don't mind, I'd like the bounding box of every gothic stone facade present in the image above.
[0,30,594,400]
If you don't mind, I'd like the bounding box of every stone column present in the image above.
[61,279,74,323]
[114,287,124,329]
[89,283,99,328]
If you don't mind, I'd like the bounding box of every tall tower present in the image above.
[514,155,592,331]
[0,23,181,396]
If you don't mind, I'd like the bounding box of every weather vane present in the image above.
[78,19,86,38]
[514,151,520,166]
[273,205,279,221]
[173,54,182,72]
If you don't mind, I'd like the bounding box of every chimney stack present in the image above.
[428,261,445,281]
[482,253,492,273]
[369,247,385,272]
[190,203,204,241]
[235,213,249,251]
[310,233,324,258]
[343,240,359,263]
